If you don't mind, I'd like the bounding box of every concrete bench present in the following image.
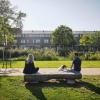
[24,70,82,84]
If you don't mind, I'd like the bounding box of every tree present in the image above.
[80,32,100,51]
[0,16,14,46]
[0,0,26,45]
[91,31,100,47]
[51,25,76,56]
[0,0,26,28]
[80,34,92,46]
[15,11,26,29]
[52,25,76,47]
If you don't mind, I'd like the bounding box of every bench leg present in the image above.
[66,79,75,84]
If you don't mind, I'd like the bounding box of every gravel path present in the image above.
[0,68,100,76]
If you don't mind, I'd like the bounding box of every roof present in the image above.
[22,30,97,35]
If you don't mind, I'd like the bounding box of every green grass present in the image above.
[0,61,100,68]
[0,76,100,100]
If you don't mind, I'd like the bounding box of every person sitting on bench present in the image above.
[23,54,39,74]
[58,65,67,72]
[71,52,81,72]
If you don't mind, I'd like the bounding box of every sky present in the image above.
[10,0,100,31]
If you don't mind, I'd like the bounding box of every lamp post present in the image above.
[2,34,8,69]
[5,35,7,46]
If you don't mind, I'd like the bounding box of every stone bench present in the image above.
[24,70,82,84]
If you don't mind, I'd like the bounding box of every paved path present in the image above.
[0,68,100,76]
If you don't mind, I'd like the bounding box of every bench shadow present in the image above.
[25,79,100,99]
[25,83,47,100]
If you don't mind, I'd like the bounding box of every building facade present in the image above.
[14,30,95,49]
[15,30,51,49]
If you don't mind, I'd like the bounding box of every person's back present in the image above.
[71,53,81,72]
[73,56,81,71]
[23,54,39,74]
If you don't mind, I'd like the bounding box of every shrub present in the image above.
[58,48,69,57]
[0,48,58,61]
[89,51,100,60]
[33,48,58,60]
[68,51,100,60]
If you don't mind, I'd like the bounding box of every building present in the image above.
[15,30,51,49]
[14,30,96,49]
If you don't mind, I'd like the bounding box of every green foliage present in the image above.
[91,31,100,47]
[80,31,100,47]
[85,51,100,60]
[0,60,100,68]
[68,51,100,61]
[58,48,69,57]
[80,34,92,46]
[32,48,58,60]
[0,0,26,45]
[0,48,99,61]
[0,76,100,100]
[80,35,88,45]
[0,48,58,61]
[0,17,12,44]
[0,0,26,29]
[52,25,76,46]
[68,51,83,60]
[51,25,76,56]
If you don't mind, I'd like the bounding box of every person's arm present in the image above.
[71,62,73,69]
[71,58,75,69]
[25,60,28,67]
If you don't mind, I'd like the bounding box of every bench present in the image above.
[24,70,82,84]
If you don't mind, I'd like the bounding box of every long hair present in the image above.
[26,54,34,63]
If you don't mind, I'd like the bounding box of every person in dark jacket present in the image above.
[71,52,81,72]
[23,54,39,74]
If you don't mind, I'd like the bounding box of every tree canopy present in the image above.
[51,25,76,47]
[80,34,92,46]
[80,31,100,47]
[0,0,26,28]
[91,31,100,47]
[0,0,26,46]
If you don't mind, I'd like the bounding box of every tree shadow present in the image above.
[77,80,100,95]
[25,79,100,99]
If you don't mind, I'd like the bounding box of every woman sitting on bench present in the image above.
[23,54,39,74]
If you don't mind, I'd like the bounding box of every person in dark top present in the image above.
[71,52,81,72]
[23,54,39,74]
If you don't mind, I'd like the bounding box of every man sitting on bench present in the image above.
[71,52,81,72]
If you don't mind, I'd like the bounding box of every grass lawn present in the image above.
[0,76,100,100]
[0,61,100,68]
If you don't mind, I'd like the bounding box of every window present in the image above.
[22,34,25,37]
[33,40,35,43]
[28,34,33,37]
[44,39,49,43]
[17,34,21,37]
[21,39,25,43]
[27,40,29,43]
[36,39,40,43]
[44,34,49,37]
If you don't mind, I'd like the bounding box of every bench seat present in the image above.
[24,71,82,82]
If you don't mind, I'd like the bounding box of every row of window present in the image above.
[16,34,51,38]
[20,39,49,44]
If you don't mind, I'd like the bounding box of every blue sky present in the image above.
[10,0,100,31]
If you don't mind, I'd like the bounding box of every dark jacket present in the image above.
[23,60,39,74]
[73,57,81,71]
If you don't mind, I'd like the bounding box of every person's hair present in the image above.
[62,65,66,69]
[74,52,79,56]
[27,54,34,62]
